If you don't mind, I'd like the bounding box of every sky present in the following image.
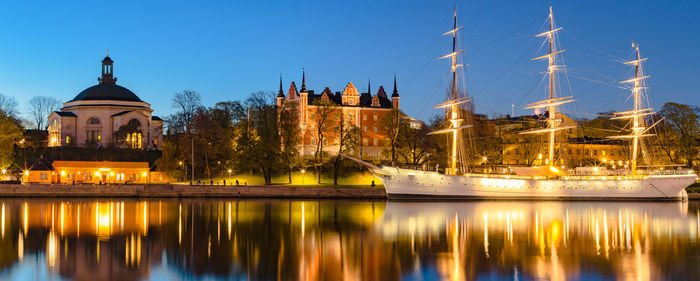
[0,0,697,122]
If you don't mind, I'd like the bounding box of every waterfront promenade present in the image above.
[1,183,699,200]
[0,184,387,199]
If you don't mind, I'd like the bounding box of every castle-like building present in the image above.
[276,71,399,159]
[48,55,163,150]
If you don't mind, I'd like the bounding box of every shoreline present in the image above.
[0,184,388,199]
[1,184,698,200]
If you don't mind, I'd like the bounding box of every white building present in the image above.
[48,55,163,150]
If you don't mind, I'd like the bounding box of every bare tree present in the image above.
[310,99,337,184]
[172,90,202,133]
[27,96,61,130]
[329,111,360,185]
[0,93,19,118]
[279,102,300,184]
[379,108,403,165]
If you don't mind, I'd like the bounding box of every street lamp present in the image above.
[301,169,306,185]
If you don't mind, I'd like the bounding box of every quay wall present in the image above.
[0,184,388,199]
[1,184,698,200]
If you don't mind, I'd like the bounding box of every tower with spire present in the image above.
[275,68,404,159]
[98,52,117,84]
[391,74,400,108]
[277,74,285,107]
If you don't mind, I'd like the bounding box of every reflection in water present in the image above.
[0,199,697,280]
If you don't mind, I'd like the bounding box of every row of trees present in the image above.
[0,93,62,130]
[156,90,451,185]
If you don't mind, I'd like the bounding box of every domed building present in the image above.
[48,55,163,150]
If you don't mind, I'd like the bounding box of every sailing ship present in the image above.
[355,6,697,200]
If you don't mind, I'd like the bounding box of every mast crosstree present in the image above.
[520,5,574,166]
[610,43,655,174]
[428,6,473,175]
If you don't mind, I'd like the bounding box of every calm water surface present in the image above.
[0,198,697,280]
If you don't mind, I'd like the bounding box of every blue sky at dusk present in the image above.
[0,0,697,122]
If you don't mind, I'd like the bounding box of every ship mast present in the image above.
[429,7,472,175]
[521,5,574,166]
[611,43,654,175]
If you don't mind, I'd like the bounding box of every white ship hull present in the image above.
[374,167,697,201]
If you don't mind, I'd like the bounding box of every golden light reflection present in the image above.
[46,230,58,268]
[17,231,23,261]
[23,202,27,237]
[1,203,5,238]
[378,201,698,281]
[0,199,696,281]
[178,203,182,245]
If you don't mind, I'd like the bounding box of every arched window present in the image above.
[128,119,141,128]
[87,117,100,125]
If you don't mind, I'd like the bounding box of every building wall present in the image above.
[49,101,163,150]
[497,112,628,167]
[281,81,400,160]
[296,102,394,159]
[52,161,167,184]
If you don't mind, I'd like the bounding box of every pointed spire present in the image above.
[277,74,285,98]
[301,68,307,91]
[367,78,371,95]
[392,73,399,97]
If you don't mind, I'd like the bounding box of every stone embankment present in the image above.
[0,184,388,199]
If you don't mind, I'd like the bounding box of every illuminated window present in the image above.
[87,117,100,125]
[87,130,102,143]
[126,132,143,149]
[363,138,368,145]
[66,135,71,144]
[363,115,367,121]
[373,114,378,121]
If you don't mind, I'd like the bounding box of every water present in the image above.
[0,199,697,281]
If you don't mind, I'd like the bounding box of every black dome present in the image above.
[71,83,142,102]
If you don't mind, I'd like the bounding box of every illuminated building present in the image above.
[22,161,168,184]
[47,54,163,150]
[52,161,167,184]
[276,70,401,159]
[497,112,628,166]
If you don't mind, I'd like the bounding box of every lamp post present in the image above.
[301,169,306,185]
[178,161,183,182]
